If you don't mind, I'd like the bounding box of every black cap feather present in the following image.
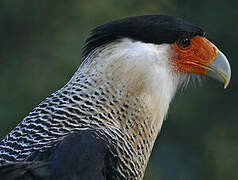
[83,14,205,58]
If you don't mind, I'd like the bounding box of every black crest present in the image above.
[83,14,205,58]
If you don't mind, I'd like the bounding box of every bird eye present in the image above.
[177,37,190,48]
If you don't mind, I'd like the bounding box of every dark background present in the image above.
[0,1,237,179]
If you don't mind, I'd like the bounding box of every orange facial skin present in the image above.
[171,36,218,75]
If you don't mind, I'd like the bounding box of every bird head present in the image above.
[170,32,230,88]
[82,14,231,90]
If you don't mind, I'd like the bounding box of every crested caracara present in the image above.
[0,14,231,180]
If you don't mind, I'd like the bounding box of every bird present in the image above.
[0,14,231,180]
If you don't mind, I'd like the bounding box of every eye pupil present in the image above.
[178,37,190,48]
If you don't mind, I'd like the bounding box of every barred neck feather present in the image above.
[0,38,181,179]
[79,38,180,125]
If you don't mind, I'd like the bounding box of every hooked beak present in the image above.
[206,50,231,88]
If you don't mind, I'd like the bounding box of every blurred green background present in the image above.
[0,0,237,179]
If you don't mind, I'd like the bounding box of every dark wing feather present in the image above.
[0,130,109,180]
[0,161,49,180]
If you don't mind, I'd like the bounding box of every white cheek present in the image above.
[78,38,180,128]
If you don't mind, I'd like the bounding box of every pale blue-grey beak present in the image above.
[206,50,231,88]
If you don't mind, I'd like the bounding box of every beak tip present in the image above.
[224,83,228,89]
[206,50,231,88]
[224,74,231,89]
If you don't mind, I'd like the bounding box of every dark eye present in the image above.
[177,37,190,48]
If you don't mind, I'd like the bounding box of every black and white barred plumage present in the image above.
[0,15,230,180]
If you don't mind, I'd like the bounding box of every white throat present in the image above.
[76,38,180,130]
